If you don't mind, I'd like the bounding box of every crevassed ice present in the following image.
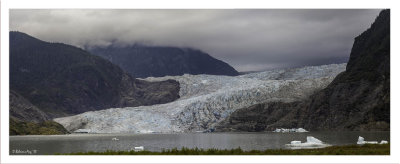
[54,63,346,133]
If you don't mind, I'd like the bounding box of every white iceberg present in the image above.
[307,136,323,144]
[357,136,379,145]
[290,141,302,145]
[131,146,144,152]
[380,140,388,144]
[273,128,308,133]
[357,136,364,144]
[286,136,330,149]
[296,128,308,132]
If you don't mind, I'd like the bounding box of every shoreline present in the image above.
[9,130,392,136]
[57,144,390,155]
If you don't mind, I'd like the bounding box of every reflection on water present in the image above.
[10,131,389,155]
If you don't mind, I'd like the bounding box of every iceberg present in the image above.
[290,141,302,145]
[131,146,144,152]
[357,136,365,144]
[286,136,330,149]
[273,128,308,133]
[357,136,379,145]
[380,140,388,144]
[296,128,308,132]
[306,136,322,144]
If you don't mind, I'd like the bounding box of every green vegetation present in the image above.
[60,144,389,155]
[10,118,69,135]
[10,31,180,118]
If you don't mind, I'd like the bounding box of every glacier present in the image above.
[54,63,346,133]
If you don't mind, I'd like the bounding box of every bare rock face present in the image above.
[54,64,345,133]
[293,10,390,131]
[227,10,390,132]
[10,90,49,123]
[215,101,303,132]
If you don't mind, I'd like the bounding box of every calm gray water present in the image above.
[10,131,389,155]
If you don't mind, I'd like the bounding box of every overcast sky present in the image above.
[10,9,381,71]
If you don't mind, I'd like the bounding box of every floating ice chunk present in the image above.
[273,128,308,133]
[380,140,388,144]
[132,146,144,152]
[111,137,119,141]
[365,141,378,144]
[357,136,365,144]
[307,136,322,144]
[357,136,379,145]
[296,128,308,133]
[291,141,301,145]
[286,136,330,149]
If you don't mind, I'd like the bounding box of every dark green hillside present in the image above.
[10,32,180,118]
[9,90,68,135]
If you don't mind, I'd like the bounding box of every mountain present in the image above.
[217,10,390,131]
[88,45,239,78]
[10,32,180,119]
[54,64,345,133]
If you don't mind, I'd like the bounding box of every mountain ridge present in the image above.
[88,44,239,78]
[10,31,180,118]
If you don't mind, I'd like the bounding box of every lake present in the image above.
[9,131,390,155]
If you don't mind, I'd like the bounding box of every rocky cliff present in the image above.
[292,9,390,131]
[217,10,390,131]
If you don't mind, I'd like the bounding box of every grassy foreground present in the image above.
[60,144,389,155]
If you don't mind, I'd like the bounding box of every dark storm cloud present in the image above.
[10,9,381,71]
